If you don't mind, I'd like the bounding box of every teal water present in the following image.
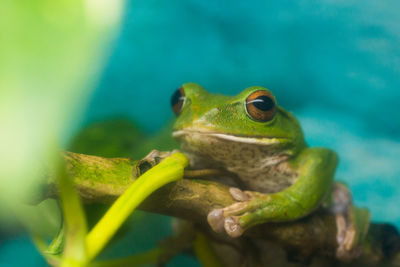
[2,1,400,265]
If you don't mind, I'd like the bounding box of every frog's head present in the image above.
[171,83,306,158]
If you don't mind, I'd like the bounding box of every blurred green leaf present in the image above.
[0,0,124,233]
[68,118,179,159]
[68,118,144,158]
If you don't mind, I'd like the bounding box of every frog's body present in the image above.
[173,129,297,193]
[170,83,370,260]
[172,84,307,193]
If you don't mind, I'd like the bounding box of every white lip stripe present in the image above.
[172,130,282,145]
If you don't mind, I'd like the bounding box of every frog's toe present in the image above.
[207,201,251,237]
[224,216,244,238]
[336,207,370,261]
[229,187,250,201]
[229,187,263,202]
[207,210,245,238]
[207,209,225,233]
[207,189,270,237]
[336,214,358,261]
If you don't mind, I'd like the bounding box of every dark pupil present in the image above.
[253,95,274,111]
[171,89,183,107]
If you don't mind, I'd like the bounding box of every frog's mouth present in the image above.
[172,129,287,146]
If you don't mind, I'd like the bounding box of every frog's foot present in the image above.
[207,187,265,238]
[133,150,179,177]
[332,183,370,261]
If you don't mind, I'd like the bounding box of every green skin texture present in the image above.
[172,83,339,233]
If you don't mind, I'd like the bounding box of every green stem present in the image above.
[58,164,88,267]
[85,153,189,261]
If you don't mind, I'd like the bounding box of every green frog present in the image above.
[169,83,370,260]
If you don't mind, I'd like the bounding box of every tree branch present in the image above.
[42,151,400,266]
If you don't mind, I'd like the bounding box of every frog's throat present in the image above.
[172,130,288,146]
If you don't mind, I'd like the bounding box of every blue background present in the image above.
[2,1,400,265]
[87,0,400,225]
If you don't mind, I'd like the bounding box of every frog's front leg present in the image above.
[207,147,338,238]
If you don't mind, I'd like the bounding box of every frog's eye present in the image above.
[245,90,276,122]
[171,87,186,115]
